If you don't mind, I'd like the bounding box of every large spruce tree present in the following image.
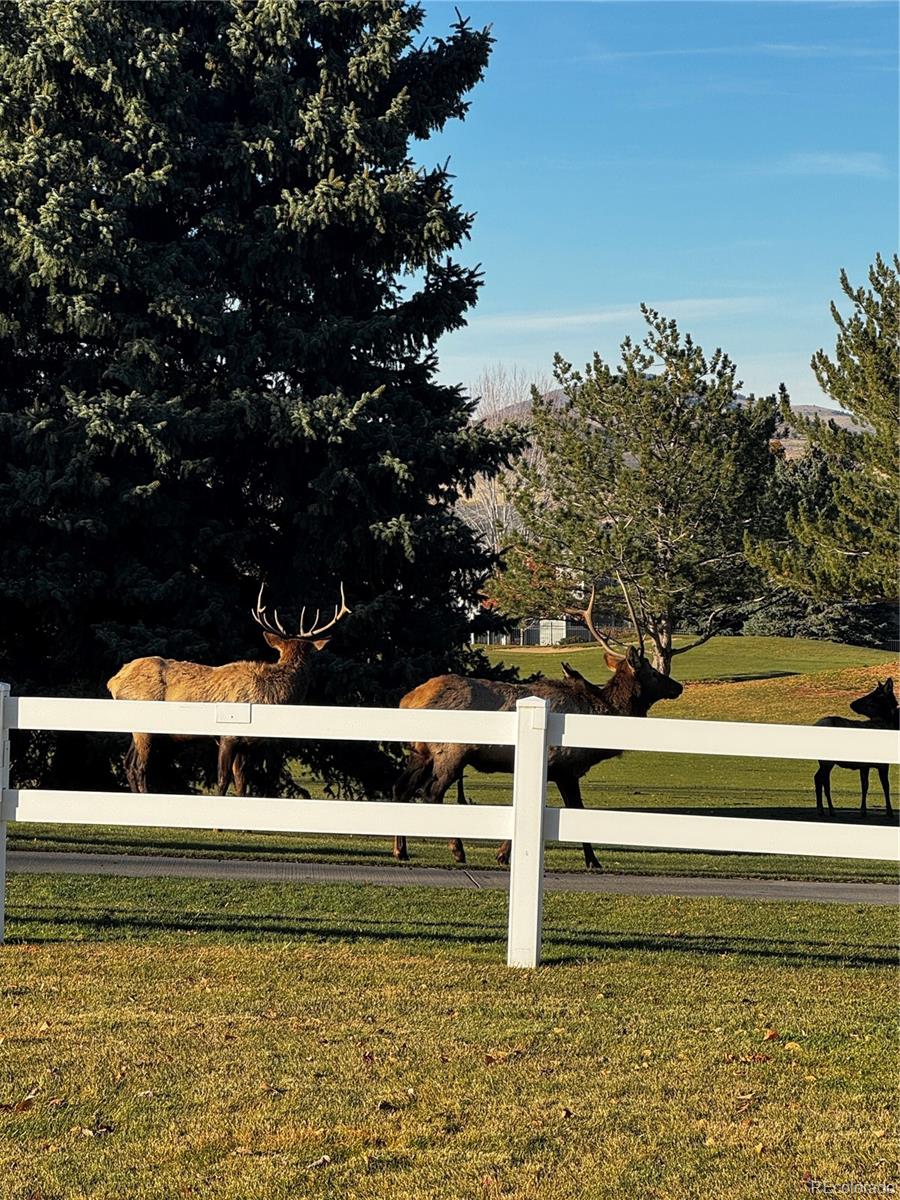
[749,254,899,602]
[494,308,779,675]
[0,0,516,789]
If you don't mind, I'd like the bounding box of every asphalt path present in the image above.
[8,851,898,906]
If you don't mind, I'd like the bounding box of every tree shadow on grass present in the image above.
[8,905,896,970]
[7,829,399,862]
[615,804,900,825]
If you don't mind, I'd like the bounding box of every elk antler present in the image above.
[252,582,351,639]
[614,569,646,659]
[564,584,627,656]
[297,582,350,639]
[252,582,289,635]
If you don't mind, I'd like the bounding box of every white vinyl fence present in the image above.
[0,682,897,967]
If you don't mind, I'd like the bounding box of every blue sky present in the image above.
[418,1,898,406]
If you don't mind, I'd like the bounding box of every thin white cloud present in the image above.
[758,41,892,59]
[772,151,891,177]
[580,41,893,63]
[467,297,769,335]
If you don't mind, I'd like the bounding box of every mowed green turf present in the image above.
[486,634,898,683]
[1,874,897,1200]
[10,641,898,882]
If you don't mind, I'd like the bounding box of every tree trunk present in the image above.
[651,617,674,676]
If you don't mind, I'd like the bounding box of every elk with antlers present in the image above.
[392,585,683,869]
[107,584,350,795]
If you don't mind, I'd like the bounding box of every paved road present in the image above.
[8,851,898,906]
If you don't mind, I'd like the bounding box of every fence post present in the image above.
[507,696,550,968]
[0,683,9,944]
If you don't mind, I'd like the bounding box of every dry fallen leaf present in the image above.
[304,1155,331,1170]
[2,1087,40,1114]
[783,1041,802,1052]
[762,1029,780,1042]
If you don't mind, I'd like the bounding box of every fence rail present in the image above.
[0,685,897,966]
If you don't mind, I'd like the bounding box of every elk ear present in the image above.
[561,661,586,682]
[604,651,624,671]
[262,631,282,649]
[626,646,643,670]
[312,638,331,653]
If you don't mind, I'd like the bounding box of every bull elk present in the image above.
[813,678,897,818]
[107,584,350,795]
[392,587,683,870]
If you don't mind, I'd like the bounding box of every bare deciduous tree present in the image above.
[459,364,549,555]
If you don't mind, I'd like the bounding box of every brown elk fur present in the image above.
[392,648,683,870]
[813,679,897,819]
[108,632,330,796]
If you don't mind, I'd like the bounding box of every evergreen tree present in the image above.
[0,0,517,791]
[749,255,899,601]
[493,307,779,675]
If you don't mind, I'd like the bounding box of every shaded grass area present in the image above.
[1,874,897,1199]
[9,657,899,882]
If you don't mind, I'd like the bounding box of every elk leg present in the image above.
[556,776,601,871]
[877,765,893,818]
[448,776,467,865]
[126,734,153,793]
[421,748,466,808]
[814,763,834,816]
[232,749,249,798]
[217,737,238,796]
[392,752,434,862]
[859,766,869,816]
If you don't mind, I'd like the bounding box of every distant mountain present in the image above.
[773,404,866,457]
[482,390,865,457]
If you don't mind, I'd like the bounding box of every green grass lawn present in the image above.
[10,642,898,882]
[1,873,897,1200]
[486,634,898,683]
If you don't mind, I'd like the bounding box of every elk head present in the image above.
[565,585,682,711]
[251,582,351,658]
[850,678,896,722]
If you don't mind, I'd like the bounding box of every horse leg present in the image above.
[556,775,601,871]
[859,766,869,817]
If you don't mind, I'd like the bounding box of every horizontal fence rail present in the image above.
[548,808,898,862]
[1,687,898,964]
[7,696,517,746]
[2,790,514,842]
[553,712,900,762]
